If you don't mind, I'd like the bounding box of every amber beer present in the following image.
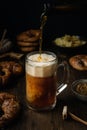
[25,51,58,110]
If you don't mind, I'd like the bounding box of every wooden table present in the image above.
[1,50,87,130]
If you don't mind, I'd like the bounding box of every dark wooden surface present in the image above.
[0,0,87,129]
[1,49,87,130]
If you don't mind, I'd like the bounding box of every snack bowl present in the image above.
[71,79,87,101]
[53,34,87,54]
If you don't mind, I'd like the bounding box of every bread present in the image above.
[69,55,87,70]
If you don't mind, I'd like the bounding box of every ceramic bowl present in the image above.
[53,35,87,54]
[71,79,87,101]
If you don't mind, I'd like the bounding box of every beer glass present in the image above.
[25,51,69,111]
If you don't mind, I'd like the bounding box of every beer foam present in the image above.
[28,54,55,62]
[26,53,57,77]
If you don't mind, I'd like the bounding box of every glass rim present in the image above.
[26,51,57,64]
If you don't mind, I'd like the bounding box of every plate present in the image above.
[71,79,87,101]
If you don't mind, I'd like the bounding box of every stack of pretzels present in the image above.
[16,29,41,52]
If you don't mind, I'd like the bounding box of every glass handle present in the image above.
[56,83,67,96]
[56,61,69,96]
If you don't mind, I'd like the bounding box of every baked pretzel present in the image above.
[17,41,39,47]
[0,67,11,86]
[0,92,20,127]
[69,55,87,70]
[17,29,40,42]
[0,61,23,86]
[0,61,23,75]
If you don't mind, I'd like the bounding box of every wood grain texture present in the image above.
[1,53,86,130]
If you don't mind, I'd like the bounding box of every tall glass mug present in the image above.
[25,51,69,111]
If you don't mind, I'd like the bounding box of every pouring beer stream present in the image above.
[39,4,48,60]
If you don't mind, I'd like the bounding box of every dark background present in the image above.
[0,0,87,47]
